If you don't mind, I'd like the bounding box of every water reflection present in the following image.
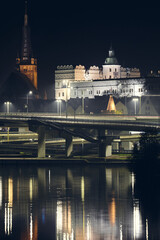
[0,165,159,239]
[5,178,13,235]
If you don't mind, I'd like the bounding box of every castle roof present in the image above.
[104,47,119,65]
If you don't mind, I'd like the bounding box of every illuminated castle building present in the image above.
[55,47,141,101]
[16,1,38,90]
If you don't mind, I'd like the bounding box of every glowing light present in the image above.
[57,200,63,233]
[131,172,135,196]
[133,202,142,239]
[81,176,85,202]
[8,178,13,207]
[146,219,148,240]
[132,98,138,102]
[5,178,13,235]
[87,217,91,240]
[107,95,116,112]
[30,212,33,240]
[120,224,123,240]
[109,198,116,225]
[29,178,33,201]
[5,203,13,235]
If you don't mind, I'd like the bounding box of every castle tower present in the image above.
[16,1,38,89]
[103,46,121,79]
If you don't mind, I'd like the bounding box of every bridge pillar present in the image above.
[98,129,113,157]
[99,138,112,157]
[38,126,46,158]
[65,135,73,157]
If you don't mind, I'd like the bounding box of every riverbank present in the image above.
[0,153,132,164]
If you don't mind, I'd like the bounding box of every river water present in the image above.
[0,163,159,240]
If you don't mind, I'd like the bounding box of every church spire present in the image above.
[16,0,38,89]
[21,0,32,63]
[24,1,28,26]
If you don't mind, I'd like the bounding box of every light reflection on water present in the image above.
[0,164,159,239]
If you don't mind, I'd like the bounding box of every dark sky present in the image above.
[0,1,160,93]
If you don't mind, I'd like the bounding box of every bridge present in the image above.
[0,113,159,158]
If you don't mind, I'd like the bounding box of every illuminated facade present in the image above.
[55,47,141,101]
[70,77,145,99]
[16,1,38,89]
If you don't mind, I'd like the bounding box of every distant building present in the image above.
[0,1,39,111]
[55,47,141,101]
[16,1,38,90]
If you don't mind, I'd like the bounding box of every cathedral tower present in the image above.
[16,1,38,89]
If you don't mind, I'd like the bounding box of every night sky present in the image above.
[0,1,160,94]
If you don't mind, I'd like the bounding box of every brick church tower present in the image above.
[16,1,38,89]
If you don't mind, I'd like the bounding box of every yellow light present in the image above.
[109,198,116,225]
[81,176,85,202]
[29,178,33,201]
[8,178,13,207]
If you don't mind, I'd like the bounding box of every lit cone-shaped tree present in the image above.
[107,95,116,113]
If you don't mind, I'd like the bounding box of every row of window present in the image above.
[89,89,117,95]
[138,88,144,92]
[58,92,64,97]
[109,68,117,72]
[120,89,134,93]
[59,87,144,97]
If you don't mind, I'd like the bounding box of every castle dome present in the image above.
[104,47,119,65]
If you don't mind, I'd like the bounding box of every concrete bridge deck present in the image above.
[0,113,159,159]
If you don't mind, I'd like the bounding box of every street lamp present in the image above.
[133,98,138,115]
[56,99,62,116]
[27,91,32,113]
[4,101,11,113]
[66,82,70,118]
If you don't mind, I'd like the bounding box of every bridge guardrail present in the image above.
[0,113,159,131]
